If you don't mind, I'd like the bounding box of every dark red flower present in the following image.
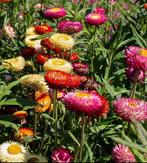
[36,53,51,64]
[21,47,36,59]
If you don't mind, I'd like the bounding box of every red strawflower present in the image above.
[34,25,53,34]
[45,70,87,88]
[41,38,55,50]
[21,47,36,59]
[36,53,51,65]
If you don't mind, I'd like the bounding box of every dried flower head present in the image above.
[49,33,75,50]
[2,56,25,72]
[113,97,147,122]
[3,24,16,38]
[20,74,49,93]
[62,90,109,117]
[44,58,73,73]
[57,20,83,34]
[0,141,28,162]
[112,144,136,163]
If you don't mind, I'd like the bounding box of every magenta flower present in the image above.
[62,90,109,117]
[57,20,83,34]
[51,147,72,163]
[112,144,136,163]
[126,67,145,82]
[72,62,89,75]
[113,98,147,122]
[85,12,107,25]
[44,8,67,19]
[93,7,106,14]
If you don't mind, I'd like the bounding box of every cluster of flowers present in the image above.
[0,3,147,163]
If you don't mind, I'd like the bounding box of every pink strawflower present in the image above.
[57,20,83,34]
[126,67,145,82]
[44,7,67,19]
[113,98,147,122]
[85,12,107,25]
[3,24,16,38]
[112,144,136,163]
[125,46,147,70]
[62,90,109,117]
[72,62,89,75]
[51,147,72,163]
[93,7,106,14]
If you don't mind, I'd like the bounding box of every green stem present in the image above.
[53,89,58,146]
[34,112,38,135]
[129,82,137,98]
[79,115,87,162]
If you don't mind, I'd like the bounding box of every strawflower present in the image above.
[0,141,28,162]
[13,110,28,119]
[44,58,73,73]
[20,74,49,93]
[49,33,75,50]
[86,12,107,25]
[15,128,34,140]
[51,147,72,163]
[113,97,147,122]
[2,56,25,72]
[57,20,83,34]
[21,47,36,59]
[45,70,87,88]
[34,25,53,34]
[72,62,89,75]
[62,90,109,117]
[112,144,136,163]
[3,24,15,38]
[44,7,67,19]
[34,91,51,113]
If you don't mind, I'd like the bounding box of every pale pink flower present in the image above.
[4,24,16,38]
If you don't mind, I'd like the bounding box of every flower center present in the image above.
[52,59,66,66]
[59,35,70,41]
[140,49,147,57]
[91,13,101,19]
[7,144,22,154]
[75,92,91,98]
[128,101,137,108]
[50,8,61,12]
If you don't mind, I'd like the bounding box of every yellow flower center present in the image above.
[91,13,101,19]
[58,35,70,41]
[140,49,147,57]
[76,92,91,98]
[7,144,22,154]
[52,59,66,66]
[50,8,61,12]
[128,102,137,108]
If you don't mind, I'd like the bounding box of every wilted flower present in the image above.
[113,97,147,122]
[26,154,48,163]
[45,70,87,88]
[44,7,67,19]
[51,147,72,163]
[25,35,42,52]
[0,141,28,162]
[50,33,75,50]
[21,47,36,59]
[35,91,51,113]
[15,128,34,140]
[57,20,83,34]
[72,62,89,75]
[112,144,136,163]
[82,78,100,90]
[20,74,49,93]
[3,24,15,38]
[34,25,53,34]
[2,56,25,72]
[126,67,145,82]
[62,90,109,117]
[86,12,107,25]
[44,58,73,73]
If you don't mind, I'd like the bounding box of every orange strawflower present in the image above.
[13,111,28,119]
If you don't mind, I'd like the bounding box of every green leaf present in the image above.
[84,142,93,162]
[68,131,80,147]
[0,120,18,131]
